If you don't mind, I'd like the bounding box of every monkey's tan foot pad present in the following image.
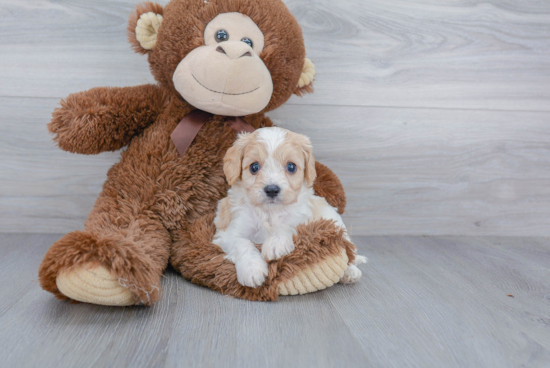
[56,264,136,306]
[277,248,349,296]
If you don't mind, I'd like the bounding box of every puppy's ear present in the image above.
[224,133,252,185]
[302,136,317,186]
[128,2,164,55]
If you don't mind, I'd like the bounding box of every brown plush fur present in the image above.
[39,0,349,305]
[294,83,315,98]
[311,162,347,215]
[49,85,169,154]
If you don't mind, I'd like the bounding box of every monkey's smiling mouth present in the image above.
[192,75,260,96]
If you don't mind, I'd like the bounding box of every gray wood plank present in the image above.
[0,0,549,111]
[327,235,550,368]
[0,233,62,317]
[292,0,550,111]
[5,96,549,236]
[0,233,548,368]
[163,282,369,368]
[0,279,180,368]
[0,0,159,99]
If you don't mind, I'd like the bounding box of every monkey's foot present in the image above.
[277,248,349,295]
[56,263,136,306]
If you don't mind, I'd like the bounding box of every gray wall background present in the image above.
[1,0,549,236]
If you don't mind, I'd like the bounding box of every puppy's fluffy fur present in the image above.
[213,127,366,288]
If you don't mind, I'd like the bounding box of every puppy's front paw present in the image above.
[340,264,362,284]
[235,257,269,288]
[261,235,295,261]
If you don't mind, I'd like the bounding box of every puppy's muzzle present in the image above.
[264,185,280,198]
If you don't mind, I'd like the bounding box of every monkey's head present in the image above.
[128,0,315,116]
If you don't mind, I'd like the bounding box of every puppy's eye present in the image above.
[216,30,229,42]
[241,37,253,48]
[286,162,297,174]
[250,162,260,174]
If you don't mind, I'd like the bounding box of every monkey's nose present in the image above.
[264,185,280,198]
[216,42,253,59]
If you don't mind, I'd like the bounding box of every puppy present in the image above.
[213,127,366,288]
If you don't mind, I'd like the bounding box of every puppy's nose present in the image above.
[264,185,280,198]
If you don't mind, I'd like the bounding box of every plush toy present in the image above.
[38,0,357,306]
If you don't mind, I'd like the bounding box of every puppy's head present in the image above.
[224,127,316,207]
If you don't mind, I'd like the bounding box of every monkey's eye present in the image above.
[216,30,229,42]
[241,37,253,48]
[250,162,260,174]
[286,162,297,174]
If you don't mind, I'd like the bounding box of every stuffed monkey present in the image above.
[39,0,355,306]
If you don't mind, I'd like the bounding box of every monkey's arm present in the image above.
[313,162,347,215]
[48,84,168,154]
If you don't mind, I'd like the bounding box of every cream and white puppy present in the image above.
[213,127,366,288]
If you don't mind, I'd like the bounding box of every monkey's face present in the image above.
[128,0,315,116]
[173,13,273,116]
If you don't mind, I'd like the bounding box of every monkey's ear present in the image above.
[294,58,316,96]
[128,2,164,54]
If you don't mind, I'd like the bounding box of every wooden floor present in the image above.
[0,233,548,368]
